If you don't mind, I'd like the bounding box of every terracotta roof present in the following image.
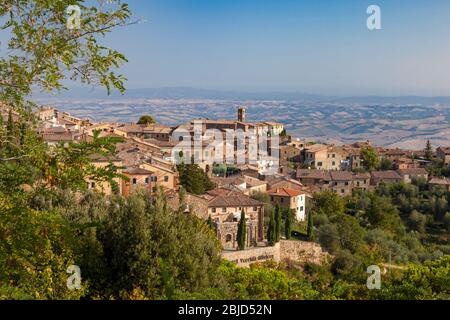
[437,146,450,155]
[383,148,407,156]
[353,172,371,179]
[123,167,154,175]
[243,175,267,187]
[429,177,450,185]
[297,169,331,180]
[397,168,428,175]
[116,124,144,133]
[41,132,82,142]
[371,170,402,179]
[263,121,284,127]
[41,126,67,133]
[211,176,246,187]
[304,144,328,153]
[205,189,263,207]
[267,187,304,197]
[143,139,177,148]
[330,171,353,181]
[88,154,122,163]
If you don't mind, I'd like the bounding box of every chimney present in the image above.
[237,106,246,122]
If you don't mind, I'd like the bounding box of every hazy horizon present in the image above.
[95,0,450,96]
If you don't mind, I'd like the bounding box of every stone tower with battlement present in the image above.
[237,106,246,122]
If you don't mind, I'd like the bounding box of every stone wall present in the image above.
[279,240,329,265]
[222,240,329,267]
[222,243,280,267]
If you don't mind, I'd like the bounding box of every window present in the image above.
[253,206,257,211]
[132,178,137,185]
[332,161,336,166]
[357,181,360,186]
[212,208,216,213]
[226,234,232,242]
[145,177,149,184]
[164,176,169,182]
[300,206,304,211]
[317,162,323,166]
[152,187,157,192]
[280,198,284,203]
[271,196,274,201]
[151,176,157,182]
[341,189,345,194]
[332,154,336,158]
[345,181,349,186]
[222,207,226,213]
[91,182,95,188]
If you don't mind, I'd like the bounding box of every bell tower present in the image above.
[237,106,246,122]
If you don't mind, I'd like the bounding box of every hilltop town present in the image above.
[4,102,450,266]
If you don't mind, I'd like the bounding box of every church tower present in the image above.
[237,106,246,122]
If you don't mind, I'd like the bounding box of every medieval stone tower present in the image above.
[237,106,246,122]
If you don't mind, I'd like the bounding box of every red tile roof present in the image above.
[267,187,305,197]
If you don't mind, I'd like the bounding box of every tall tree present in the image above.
[207,215,214,230]
[361,146,379,170]
[284,209,293,240]
[236,209,246,250]
[267,209,276,246]
[275,204,282,242]
[424,140,433,160]
[307,210,314,241]
[1,0,134,108]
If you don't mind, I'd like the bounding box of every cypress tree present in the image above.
[307,210,314,241]
[424,140,433,160]
[207,215,214,230]
[267,209,275,246]
[285,209,292,240]
[237,209,246,250]
[275,204,282,242]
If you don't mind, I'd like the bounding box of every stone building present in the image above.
[121,167,155,196]
[397,168,428,183]
[437,146,450,165]
[267,187,306,221]
[429,177,450,192]
[87,155,123,195]
[296,169,370,195]
[193,188,265,250]
[370,170,402,186]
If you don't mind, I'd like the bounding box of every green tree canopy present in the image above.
[361,146,379,171]
[1,0,134,107]
[137,115,156,125]
[177,163,214,195]
[237,209,246,250]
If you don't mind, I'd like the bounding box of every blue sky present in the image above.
[5,0,450,96]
